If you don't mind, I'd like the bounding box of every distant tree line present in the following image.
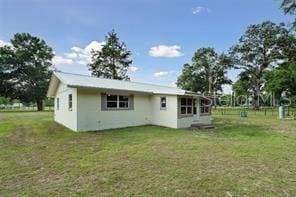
[177,0,296,109]
[0,30,132,110]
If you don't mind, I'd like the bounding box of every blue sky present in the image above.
[0,0,293,90]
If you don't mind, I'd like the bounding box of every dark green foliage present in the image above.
[0,97,12,105]
[281,0,296,14]
[264,33,296,99]
[281,0,296,29]
[177,47,232,94]
[232,72,252,96]
[264,61,296,98]
[88,30,132,80]
[229,21,289,109]
[0,46,17,97]
[0,33,54,111]
[176,63,207,92]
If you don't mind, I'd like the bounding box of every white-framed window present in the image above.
[200,98,211,115]
[160,97,166,110]
[180,97,193,115]
[68,94,72,111]
[106,95,129,109]
[56,97,59,110]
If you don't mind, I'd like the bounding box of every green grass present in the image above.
[1,112,296,196]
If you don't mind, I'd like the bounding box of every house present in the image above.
[47,72,212,132]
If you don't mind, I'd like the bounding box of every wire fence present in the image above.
[0,105,54,112]
[213,107,296,118]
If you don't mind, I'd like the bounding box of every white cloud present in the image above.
[71,46,83,53]
[169,82,177,87]
[192,6,210,14]
[154,70,176,78]
[84,41,104,54]
[77,60,88,65]
[222,84,232,94]
[52,55,73,66]
[52,41,105,67]
[154,71,170,77]
[0,39,12,47]
[65,52,78,59]
[129,66,139,72]
[149,45,184,58]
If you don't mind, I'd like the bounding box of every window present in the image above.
[68,94,72,111]
[160,97,166,109]
[56,97,59,110]
[180,97,193,115]
[106,95,117,108]
[200,98,211,115]
[106,95,129,109]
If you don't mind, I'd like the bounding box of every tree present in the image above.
[176,63,207,93]
[281,0,296,14]
[264,60,296,97]
[281,0,296,29]
[232,72,252,96]
[229,21,289,109]
[0,33,54,111]
[177,48,232,94]
[0,97,12,105]
[88,30,132,80]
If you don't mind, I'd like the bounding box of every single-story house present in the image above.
[47,72,212,132]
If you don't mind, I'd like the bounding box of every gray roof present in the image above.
[47,71,198,97]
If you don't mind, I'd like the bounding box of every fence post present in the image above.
[264,108,266,116]
[287,106,290,116]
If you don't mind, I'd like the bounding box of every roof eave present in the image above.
[67,85,154,94]
[46,74,60,98]
[184,91,201,96]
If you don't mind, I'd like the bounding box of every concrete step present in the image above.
[190,123,215,129]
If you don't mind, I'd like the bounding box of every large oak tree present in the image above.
[229,21,289,109]
[177,47,231,94]
[0,33,54,111]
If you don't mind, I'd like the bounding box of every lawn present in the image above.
[1,112,296,196]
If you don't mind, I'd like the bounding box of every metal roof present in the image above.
[47,71,198,97]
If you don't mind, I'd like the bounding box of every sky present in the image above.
[0,0,294,91]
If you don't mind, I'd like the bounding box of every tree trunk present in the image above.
[208,76,213,95]
[253,86,260,110]
[208,76,214,107]
[36,99,43,111]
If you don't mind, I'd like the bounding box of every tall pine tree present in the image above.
[88,30,132,80]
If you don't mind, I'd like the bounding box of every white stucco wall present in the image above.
[54,82,77,131]
[150,95,178,128]
[76,89,152,131]
[53,86,212,131]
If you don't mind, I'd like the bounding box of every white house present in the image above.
[47,72,212,132]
